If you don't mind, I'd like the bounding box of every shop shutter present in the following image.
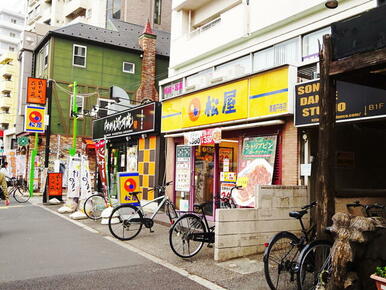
[272,134,282,185]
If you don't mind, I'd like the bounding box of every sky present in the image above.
[0,0,25,14]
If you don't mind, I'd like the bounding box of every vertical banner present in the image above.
[48,173,63,197]
[67,156,81,198]
[118,172,140,206]
[80,155,92,199]
[27,77,47,105]
[95,140,108,198]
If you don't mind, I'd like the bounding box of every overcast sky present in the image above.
[0,0,25,14]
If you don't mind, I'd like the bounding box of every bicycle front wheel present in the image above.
[263,231,300,290]
[165,201,178,224]
[169,214,206,258]
[108,204,143,240]
[297,240,332,290]
[13,187,30,203]
[84,194,107,220]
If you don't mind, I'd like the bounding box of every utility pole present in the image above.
[43,80,53,203]
[315,34,336,239]
[69,81,78,156]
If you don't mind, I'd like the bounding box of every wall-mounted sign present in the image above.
[24,105,46,133]
[295,80,386,127]
[27,77,47,105]
[184,128,221,146]
[48,173,63,196]
[175,145,192,192]
[118,172,140,206]
[93,102,160,140]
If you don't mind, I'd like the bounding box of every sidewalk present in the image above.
[37,198,270,290]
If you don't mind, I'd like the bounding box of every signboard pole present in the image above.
[29,132,39,197]
[69,81,78,156]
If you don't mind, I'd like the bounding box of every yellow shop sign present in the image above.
[161,66,291,133]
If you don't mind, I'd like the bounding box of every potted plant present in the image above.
[371,266,386,290]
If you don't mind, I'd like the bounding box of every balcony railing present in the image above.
[64,0,88,18]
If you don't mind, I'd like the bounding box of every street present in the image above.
[0,202,210,290]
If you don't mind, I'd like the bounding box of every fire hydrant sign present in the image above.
[118,172,140,206]
[24,105,45,133]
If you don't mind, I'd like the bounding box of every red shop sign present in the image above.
[48,173,63,196]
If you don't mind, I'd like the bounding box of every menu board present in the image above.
[175,146,192,192]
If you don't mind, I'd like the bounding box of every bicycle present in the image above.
[169,184,241,258]
[108,181,177,240]
[215,185,242,209]
[83,192,109,220]
[295,201,386,290]
[263,201,317,290]
[1,177,31,203]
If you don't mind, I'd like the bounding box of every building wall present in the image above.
[167,0,377,77]
[281,117,299,185]
[0,9,24,55]
[123,0,172,32]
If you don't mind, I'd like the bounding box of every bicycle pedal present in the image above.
[207,244,213,248]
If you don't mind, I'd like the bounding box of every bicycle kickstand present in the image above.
[149,227,154,233]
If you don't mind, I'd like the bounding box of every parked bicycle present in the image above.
[296,201,386,290]
[84,192,110,220]
[0,177,30,203]
[215,185,242,209]
[263,201,317,290]
[169,185,241,258]
[108,181,177,240]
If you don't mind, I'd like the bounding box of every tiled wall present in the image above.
[138,135,157,200]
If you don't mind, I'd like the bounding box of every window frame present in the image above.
[122,61,135,74]
[44,44,49,68]
[72,44,87,68]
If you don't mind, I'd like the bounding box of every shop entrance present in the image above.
[194,146,215,217]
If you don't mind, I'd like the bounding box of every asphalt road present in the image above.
[0,203,208,289]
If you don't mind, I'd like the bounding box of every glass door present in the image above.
[194,146,215,217]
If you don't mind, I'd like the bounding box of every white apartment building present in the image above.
[0,9,24,56]
[26,0,171,32]
[160,0,381,98]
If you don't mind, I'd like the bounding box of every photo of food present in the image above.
[234,158,273,207]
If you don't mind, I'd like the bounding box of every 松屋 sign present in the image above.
[24,105,46,133]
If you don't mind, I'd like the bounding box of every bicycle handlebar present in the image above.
[302,201,317,210]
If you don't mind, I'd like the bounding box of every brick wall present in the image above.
[136,26,159,102]
[281,118,299,185]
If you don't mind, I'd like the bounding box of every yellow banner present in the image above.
[24,105,45,133]
[248,67,289,118]
[118,172,141,205]
[161,67,290,132]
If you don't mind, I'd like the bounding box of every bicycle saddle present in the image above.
[289,210,307,219]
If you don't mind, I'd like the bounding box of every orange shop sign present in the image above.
[27,77,47,105]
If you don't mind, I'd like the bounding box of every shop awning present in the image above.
[83,138,96,149]
[164,119,285,138]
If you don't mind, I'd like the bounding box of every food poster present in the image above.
[118,172,140,206]
[219,182,236,209]
[235,135,277,207]
[175,145,192,192]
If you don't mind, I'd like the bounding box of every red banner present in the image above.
[48,173,63,196]
[95,140,108,198]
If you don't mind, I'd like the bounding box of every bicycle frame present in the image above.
[135,194,169,220]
